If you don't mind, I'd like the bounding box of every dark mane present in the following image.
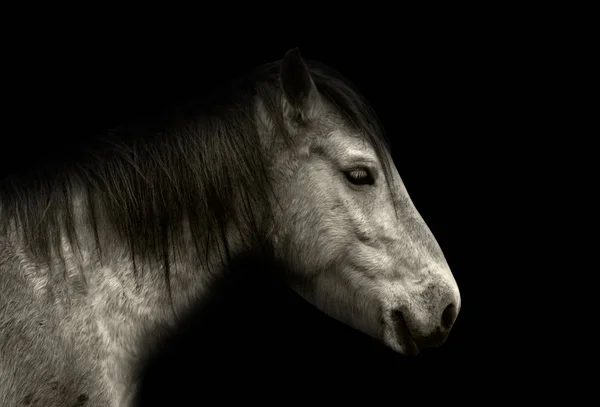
[0,59,392,286]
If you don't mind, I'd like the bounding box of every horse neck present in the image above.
[93,191,255,318]
[3,183,249,323]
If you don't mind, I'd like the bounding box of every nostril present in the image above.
[441,303,457,330]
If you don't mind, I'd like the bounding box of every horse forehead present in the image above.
[322,130,375,155]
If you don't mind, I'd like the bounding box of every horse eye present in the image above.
[344,168,375,186]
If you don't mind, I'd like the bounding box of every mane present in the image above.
[0,58,392,289]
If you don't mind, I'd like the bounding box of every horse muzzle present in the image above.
[383,282,460,356]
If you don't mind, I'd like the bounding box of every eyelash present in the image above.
[344,168,375,186]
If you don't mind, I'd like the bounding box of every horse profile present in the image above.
[0,48,461,406]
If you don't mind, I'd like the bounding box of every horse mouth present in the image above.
[390,310,420,356]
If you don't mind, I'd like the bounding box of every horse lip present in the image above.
[391,310,420,356]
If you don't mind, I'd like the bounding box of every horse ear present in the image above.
[280,48,322,122]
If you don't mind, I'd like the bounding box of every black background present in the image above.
[0,10,540,404]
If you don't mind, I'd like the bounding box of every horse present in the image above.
[0,48,461,406]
